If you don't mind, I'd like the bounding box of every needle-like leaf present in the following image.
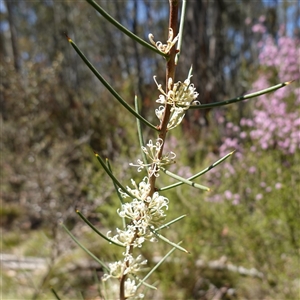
[137,241,184,289]
[85,0,168,58]
[149,227,189,253]
[76,210,125,248]
[51,288,61,300]
[94,152,138,199]
[61,222,110,272]
[155,215,187,232]
[158,151,234,191]
[135,96,148,165]
[160,167,210,191]
[175,0,187,65]
[106,159,126,229]
[106,159,124,205]
[189,81,293,109]
[66,35,158,131]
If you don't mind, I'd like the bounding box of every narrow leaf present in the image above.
[158,151,234,191]
[187,65,193,79]
[175,0,187,65]
[106,159,124,205]
[137,242,183,289]
[93,269,103,299]
[149,226,189,253]
[51,288,61,300]
[134,274,157,290]
[135,95,148,165]
[94,152,137,199]
[76,210,125,248]
[85,0,167,58]
[160,167,210,191]
[156,215,187,232]
[78,292,84,300]
[61,222,110,272]
[106,159,126,229]
[189,81,293,109]
[66,35,158,131]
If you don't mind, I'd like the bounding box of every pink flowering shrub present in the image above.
[245,26,300,154]
[207,21,299,203]
[233,24,299,156]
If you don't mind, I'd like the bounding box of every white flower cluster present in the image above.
[149,28,179,54]
[109,177,169,248]
[123,278,145,299]
[105,175,169,296]
[154,74,200,130]
[103,253,147,281]
[130,138,176,177]
[103,256,146,299]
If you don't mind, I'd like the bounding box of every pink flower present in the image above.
[252,24,266,33]
[249,166,257,174]
[224,190,232,200]
[256,194,263,201]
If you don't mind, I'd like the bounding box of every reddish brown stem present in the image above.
[149,0,179,195]
[119,2,179,299]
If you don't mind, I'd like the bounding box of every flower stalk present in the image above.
[118,2,180,298]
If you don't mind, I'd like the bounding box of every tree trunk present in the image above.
[5,0,21,72]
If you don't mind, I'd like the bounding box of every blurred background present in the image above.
[1,0,299,299]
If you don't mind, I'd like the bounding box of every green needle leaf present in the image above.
[158,151,234,191]
[149,226,189,253]
[51,288,61,300]
[76,210,125,248]
[135,95,148,165]
[134,275,157,290]
[61,222,110,272]
[94,152,138,199]
[105,159,126,229]
[106,159,124,205]
[85,0,167,58]
[137,241,184,289]
[160,167,210,191]
[155,215,187,232]
[66,35,158,131]
[189,81,293,109]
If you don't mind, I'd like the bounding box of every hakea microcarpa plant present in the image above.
[60,1,292,299]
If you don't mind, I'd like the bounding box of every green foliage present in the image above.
[0,203,22,228]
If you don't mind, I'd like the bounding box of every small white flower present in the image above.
[118,199,147,220]
[130,138,176,177]
[108,227,137,247]
[168,106,186,130]
[119,188,130,199]
[125,177,151,200]
[153,72,199,129]
[124,278,138,298]
[123,254,147,275]
[156,105,186,130]
[148,192,169,224]
[149,28,179,54]
[154,74,199,109]
[102,253,147,289]
[108,224,151,248]
[103,260,125,280]
[155,105,165,122]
